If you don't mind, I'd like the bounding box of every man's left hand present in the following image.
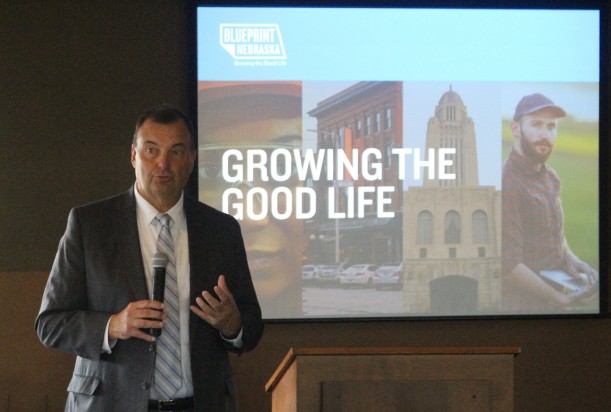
[190,275,242,338]
[565,253,599,286]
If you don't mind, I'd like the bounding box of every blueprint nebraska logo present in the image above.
[220,24,287,61]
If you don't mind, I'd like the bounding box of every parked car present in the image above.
[339,264,378,288]
[373,263,404,290]
[302,264,317,285]
[315,264,341,287]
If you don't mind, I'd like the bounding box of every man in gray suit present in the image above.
[36,105,263,411]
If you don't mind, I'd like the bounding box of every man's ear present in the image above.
[188,148,197,174]
[510,121,521,139]
[131,144,137,168]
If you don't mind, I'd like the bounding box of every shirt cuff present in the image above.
[221,327,243,348]
[102,316,117,354]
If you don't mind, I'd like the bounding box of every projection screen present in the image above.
[196,5,602,320]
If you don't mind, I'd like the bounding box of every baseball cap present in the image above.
[512,93,566,122]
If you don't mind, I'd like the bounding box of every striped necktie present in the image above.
[152,213,182,399]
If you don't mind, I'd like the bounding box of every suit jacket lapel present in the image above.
[184,197,209,294]
[115,187,149,301]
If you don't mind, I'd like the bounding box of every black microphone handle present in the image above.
[151,266,166,303]
[147,266,166,336]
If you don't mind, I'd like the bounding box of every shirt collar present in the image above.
[509,149,549,177]
[133,183,187,230]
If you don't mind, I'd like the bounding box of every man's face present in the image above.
[512,109,559,164]
[132,119,195,212]
[199,116,305,303]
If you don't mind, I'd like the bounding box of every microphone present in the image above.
[147,251,168,336]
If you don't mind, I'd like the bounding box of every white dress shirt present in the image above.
[134,186,194,398]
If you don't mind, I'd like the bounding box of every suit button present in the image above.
[141,382,150,390]
[148,344,154,352]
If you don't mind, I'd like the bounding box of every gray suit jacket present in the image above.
[36,187,263,412]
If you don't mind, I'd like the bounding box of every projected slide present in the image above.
[197,7,600,319]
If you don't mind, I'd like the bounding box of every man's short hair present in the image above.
[198,81,302,139]
[133,104,196,149]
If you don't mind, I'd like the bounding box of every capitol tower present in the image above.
[423,86,479,187]
[402,86,501,316]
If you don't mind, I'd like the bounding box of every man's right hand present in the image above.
[108,300,165,342]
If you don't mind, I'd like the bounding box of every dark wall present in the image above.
[1,1,609,411]
[0,0,193,270]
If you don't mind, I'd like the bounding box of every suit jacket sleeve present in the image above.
[225,218,263,353]
[35,207,112,360]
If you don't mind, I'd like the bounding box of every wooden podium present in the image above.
[265,347,520,412]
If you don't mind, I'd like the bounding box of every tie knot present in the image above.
[155,213,172,228]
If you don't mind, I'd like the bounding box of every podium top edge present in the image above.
[264,346,521,392]
[288,346,521,357]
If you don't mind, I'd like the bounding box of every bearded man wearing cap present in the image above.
[501,93,598,312]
